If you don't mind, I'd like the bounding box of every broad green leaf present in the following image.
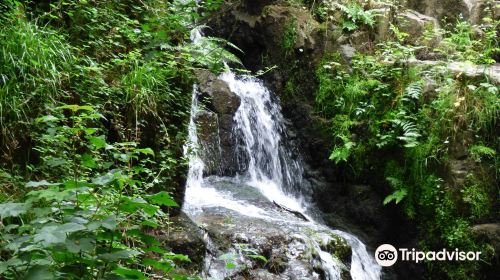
[89,136,106,149]
[141,220,159,228]
[99,249,141,261]
[26,180,60,188]
[383,189,408,205]
[119,197,158,216]
[136,148,154,156]
[226,262,236,269]
[143,258,173,272]
[113,267,147,280]
[0,203,30,218]
[46,157,66,167]
[36,115,58,123]
[34,225,67,246]
[65,237,95,253]
[165,253,190,263]
[81,153,97,168]
[148,191,178,207]
[58,222,86,233]
[24,265,54,280]
[92,172,115,185]
[101,215,118,230]
[58,104,93,112]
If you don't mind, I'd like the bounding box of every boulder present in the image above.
[194,110,222,176]
[339,44,357,64]
[195,70,241,176]
[405,0,471,22]
[396,10,439,45]
[159,212,206,274]
[472,223,500,254]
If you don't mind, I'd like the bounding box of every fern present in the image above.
[402,81,423,103]
[383,176,408,205]
[333,2,375,31]
[383,189,408,205]
[329,135,355,164]
[392,112,421,148]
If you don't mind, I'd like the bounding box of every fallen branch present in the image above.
[273,201,309,221]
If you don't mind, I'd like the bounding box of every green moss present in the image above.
[282,18,298,54]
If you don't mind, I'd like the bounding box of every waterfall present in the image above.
[183,29,381,280]
[222,72,306,212]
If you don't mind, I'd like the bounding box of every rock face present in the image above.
[472,224,500,253]
[405,0,472,22]
[396,10,439,45]
[186,178,354,280]
[472,224,500,277]
[195,70,241,176]
[205,0,403,248]
[159,212,206,274]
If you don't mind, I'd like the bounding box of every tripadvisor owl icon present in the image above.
[375,244,398,267]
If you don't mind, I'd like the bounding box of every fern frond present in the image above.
[403,81,423,102]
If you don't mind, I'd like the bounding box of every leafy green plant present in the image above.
[0,105,186,279]
[334,2,375,31]
[469,145,496,163]
[282,18,298,54]
[435,18,500,64]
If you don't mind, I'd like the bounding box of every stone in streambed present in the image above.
[158,212,206,274]
[194,70,242,176]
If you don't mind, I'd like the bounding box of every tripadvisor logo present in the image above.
[374,244,482,267]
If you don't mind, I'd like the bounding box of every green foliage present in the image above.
[383,188,407,205]
[435,18,500,64]
[313,1,375,31]
[0,0,231,279]
[469,144,496,163]
[316,20,498,277]
[0,106,187,279]
[461,177,492,219]
[0,17,74,150]
[335,2,375,31]
[282,18,298,54]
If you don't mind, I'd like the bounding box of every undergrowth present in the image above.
[315,16,499,278]
[0,0,229,279]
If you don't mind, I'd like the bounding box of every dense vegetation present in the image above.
[0,0,498,279]
[310,2,499,279]
[0,0,232,278]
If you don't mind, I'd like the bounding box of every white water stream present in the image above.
[183,29,382,280]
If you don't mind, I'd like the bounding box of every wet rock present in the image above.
[194,110,221,176]
[196,70,241,115]
[405,0,471,22]
[348,30,372,52]
[465,0,500,24]
[211,80,241,115]
[195,70,241,176]
[405,60,500,85]
[159,212,206,274]
[187,179,353,280]
[396,10,439,45]
[472,223,500,253]
[447,62,500,85]
[339,44,356,64]
[373,4,396,43]
[320,234,352,266]
[243,0,278,15]
[472,223,500,278]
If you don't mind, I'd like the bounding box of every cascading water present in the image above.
[183,29,381,280]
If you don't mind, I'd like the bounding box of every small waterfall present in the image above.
[183,29,381,280]
[221,72,305,212]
